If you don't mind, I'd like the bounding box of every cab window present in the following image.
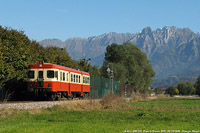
[38,71,43,78]
[28,70,34,79]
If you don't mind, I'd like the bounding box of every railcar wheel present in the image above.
[51,93,56,101]
[69,93,73,100]
[83,93,89,99]
[57,92,62,101]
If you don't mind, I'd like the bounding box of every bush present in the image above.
[130,93,147,101]
[174,88,179,95]
[100,93,126,109]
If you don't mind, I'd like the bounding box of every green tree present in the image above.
[195,75,200,96]
[0,26,36,99]
[155,87,162,94]
[0,27,32,84]
[101,42,155,93]
[166,86,175,96]
[89,66,101,76]
[78,59,91,72]
[177,82,194,95]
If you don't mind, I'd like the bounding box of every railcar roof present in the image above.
[28,61,89,75]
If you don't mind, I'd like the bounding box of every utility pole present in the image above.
[107,63,114,93]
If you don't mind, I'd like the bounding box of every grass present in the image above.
[0,96,200,132]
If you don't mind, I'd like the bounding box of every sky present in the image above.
[0,0,199,41]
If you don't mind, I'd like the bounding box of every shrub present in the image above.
[100,93,126,109]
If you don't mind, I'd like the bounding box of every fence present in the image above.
[89,75,120,99]
[0,88,5,101]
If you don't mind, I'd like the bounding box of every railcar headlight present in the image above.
[48,83,52,87]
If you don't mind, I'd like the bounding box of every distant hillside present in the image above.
[39,32,135,66]
[39,26,200,87]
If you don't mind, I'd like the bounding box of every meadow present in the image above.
[0,95,200,133]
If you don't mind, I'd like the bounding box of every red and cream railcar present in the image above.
[27,61,90,99]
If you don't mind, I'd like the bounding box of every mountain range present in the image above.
[39,26,200,87]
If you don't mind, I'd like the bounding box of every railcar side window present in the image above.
[28,70,34,79]
[76,75,78,83]
[55,71,58,80]
[71,74,73,82]
[60,72,62,81]
[83,76,90,84]
[47,70,54,78]
[83,76,85,83]
[63,72,65,81]
[66,73,68,81]
[79,76,80,83]
[74,75,76,82]
[88,77,90,84]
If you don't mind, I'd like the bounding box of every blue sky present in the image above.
[0,0,199,41]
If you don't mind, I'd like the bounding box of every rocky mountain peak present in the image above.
[141,27,152,35]
[39,26,200,87]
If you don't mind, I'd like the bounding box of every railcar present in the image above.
[27,61,90,100]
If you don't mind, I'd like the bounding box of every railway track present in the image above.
[0,99,86,110]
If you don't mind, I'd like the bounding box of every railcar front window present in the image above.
[47,70,54,78]
[28,70,34,79]
[38,71,43,78]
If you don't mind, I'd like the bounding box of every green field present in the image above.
[0,97,200,133]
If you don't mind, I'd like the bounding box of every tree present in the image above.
[101,42,155,93]
[155,87,162,94]
[177,82,195,95]
[166,86,175,96]
[174,88,179,95]
[89,66,101,76]
[195,75,200,96]
[0,27,32,86]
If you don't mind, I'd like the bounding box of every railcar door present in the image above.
[81,74,83,96]
[59,71,62,90]
[37,69,44,88]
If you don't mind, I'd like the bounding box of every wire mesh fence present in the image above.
[89,75,120,99]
